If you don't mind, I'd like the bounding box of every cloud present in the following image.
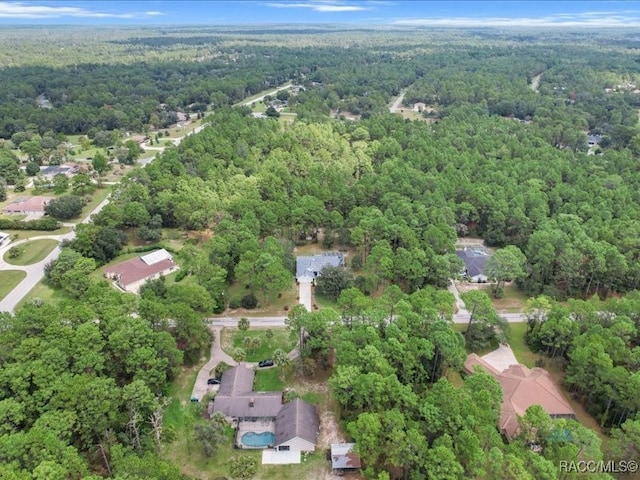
[264,1,368,12]
[0,2,162,19]
[145,11,164,17]
[392,12,640,28]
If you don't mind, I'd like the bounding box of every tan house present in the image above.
[104,249,178,294]
[465,354,575,440]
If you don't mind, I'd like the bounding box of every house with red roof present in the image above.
[465,353,575,440]
[104,249,178,294]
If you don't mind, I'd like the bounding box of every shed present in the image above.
[331,443,362,470]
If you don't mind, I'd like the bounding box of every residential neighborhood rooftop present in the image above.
[2,196,54,214]
[465,354,575,440]
[275,398,320,447]
[295,252,345,281]
[104,249,177,291]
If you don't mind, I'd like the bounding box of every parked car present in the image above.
[258,359,274,368]
[207,378,221,385]
[190,397,199,402]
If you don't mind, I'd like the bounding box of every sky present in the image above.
[1,0,640,27]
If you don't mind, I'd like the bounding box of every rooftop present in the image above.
[275,398,320,446]
[456,246,491,278]
[296,252,345,280]
[104,249,177,288]
[331,443,362,470]
[2,196,54,213]
[465,354,575,440]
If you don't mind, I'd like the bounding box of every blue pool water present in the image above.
[241,431,275,447]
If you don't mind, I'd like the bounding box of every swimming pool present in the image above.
[241,431,275,448]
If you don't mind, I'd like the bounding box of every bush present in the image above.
[7,246,23,259]
[229,456,258,479]
[228,297,241,309]
[241,293,258,309]
[44,195,84,220]
[0,217,60,231]
[491,285,504,298]
[174,269,188,282]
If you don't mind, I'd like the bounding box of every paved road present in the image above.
[389,89,406,113]
[210,312,527,327]
[241,83,292,107]
[0,120,206,313]
[0,196,111,313]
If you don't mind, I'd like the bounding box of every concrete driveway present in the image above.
[481,344,519,372]
[191,326,237,401]
[298,278,312,311]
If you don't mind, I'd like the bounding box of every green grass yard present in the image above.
[3,239,58,266]
[0,270,26,301]
[254,367,286,391]
[221,327,296,362]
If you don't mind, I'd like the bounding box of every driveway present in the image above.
[191,326,237,401]
[298,278,312,312]
[481,344,519,373]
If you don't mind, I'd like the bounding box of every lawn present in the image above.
[0,270,26,301]
[482,283,529,313]
[16,282,65,309]
[223,281,298,316]
[221,326,296,362]
[3,239,58,266]
[73,186,111,223]
[2,226,72,242]
[254,368,286,391]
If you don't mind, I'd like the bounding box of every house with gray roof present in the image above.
[211,365,320,452]
[456,246,491,282]
[295,252,345,282]
[274,398,320,452]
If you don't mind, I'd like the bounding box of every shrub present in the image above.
[241,293,258,309]
[228,297,241,309]
[0,217,60,231]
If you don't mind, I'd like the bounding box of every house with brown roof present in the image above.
[211,365,320,452]
[465,354,575,440]
[2,196,54,216]
[104,249,178,294]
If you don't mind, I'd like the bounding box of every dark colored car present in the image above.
[207,378,221,385]
[258,359,274,368]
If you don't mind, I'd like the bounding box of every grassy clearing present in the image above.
[17,282,65,309]
[221,327,296,362]
[254,368,286,391]
[507,322,538,368]
[73,186,111,222]
[3,239,58,266]
[482,283,529,312]
[0,270,26,300]
[224,281,298,316]
[0,227,71,242]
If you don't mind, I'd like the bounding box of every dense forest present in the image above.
[1,26,640,479]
